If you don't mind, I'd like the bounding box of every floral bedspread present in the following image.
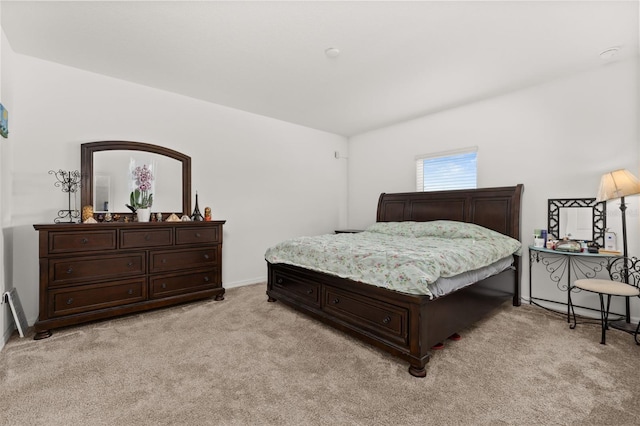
[264,221,522,298]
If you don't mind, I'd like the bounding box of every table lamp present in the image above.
[596,169,640,258]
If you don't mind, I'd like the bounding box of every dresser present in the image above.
[33,220,225,339]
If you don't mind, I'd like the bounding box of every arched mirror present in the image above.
[81,141,191,216]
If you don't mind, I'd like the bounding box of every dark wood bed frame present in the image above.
[266,185,523,377]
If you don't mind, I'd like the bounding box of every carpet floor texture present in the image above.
[1,283,639,425]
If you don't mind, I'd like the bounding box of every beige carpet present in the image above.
[1,283,639,425]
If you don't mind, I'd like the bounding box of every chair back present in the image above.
[607,257,640,288]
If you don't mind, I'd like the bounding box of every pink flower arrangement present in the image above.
[129,164,154,209]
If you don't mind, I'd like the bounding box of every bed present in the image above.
[265,185,523,377]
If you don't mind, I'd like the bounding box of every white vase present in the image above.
[137,208,151,223]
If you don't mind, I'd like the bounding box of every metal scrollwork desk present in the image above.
[529,246,625,321]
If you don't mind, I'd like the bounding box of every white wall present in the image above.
[348,58,640,320]
[1,17,17,345]
[7,53,347,331]
[0,8,6,344]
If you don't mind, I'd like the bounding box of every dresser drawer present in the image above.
[149,247,218,273]
[271,270,320,307]
[48,230,116,254]
[175,226,220,245]
[150,269,219,298]
[48,278,146,317]
[120,228,173,248]
[323,286,408,345]
[49,253,146,286]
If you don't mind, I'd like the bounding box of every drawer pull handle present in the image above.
[66,267,73,274]
[276,278,283,284]
[204,276,210,282]
[204,254,210,260]
[161,283,167,289]
[382,316,391,324]
[195,233,201,238]
[127,262,133,267]
[144,234,151,241]
[128,289,134,295]
[81,238,88,244]
[306,289,313,294]
[66,298,73,305]
[332,298,340,304]
[161,259,167,264]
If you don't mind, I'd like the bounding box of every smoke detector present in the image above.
[325,47,340,58]
[599,46,620,60]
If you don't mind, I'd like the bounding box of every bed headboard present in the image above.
[376,185,523,241]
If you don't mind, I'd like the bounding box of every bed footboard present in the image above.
[266,261,516,377]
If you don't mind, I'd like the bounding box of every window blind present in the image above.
[415,147,477,192]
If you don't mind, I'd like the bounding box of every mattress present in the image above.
[265,220,521,298]
[427,255,514,297]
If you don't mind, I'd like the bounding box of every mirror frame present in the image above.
[81,141,191,216]
[547,198,606,247]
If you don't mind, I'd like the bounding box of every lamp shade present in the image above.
[596,169,640,202]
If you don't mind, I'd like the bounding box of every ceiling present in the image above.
[1,1,638,137]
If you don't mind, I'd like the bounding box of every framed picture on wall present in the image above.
[0,103,8,138]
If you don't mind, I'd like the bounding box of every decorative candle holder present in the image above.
[49,169,81,223]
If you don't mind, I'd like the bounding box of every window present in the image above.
[415,147,477,192]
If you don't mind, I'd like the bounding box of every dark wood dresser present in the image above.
[32,220,225,339]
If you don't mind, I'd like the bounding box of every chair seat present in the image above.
[574,279,640,297]
[570,257,640,345]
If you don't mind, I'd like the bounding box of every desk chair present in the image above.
[569,256,640,345]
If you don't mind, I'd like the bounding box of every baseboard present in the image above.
[2,324,15,350]
[224,277,266,289]
[526,297,639,325]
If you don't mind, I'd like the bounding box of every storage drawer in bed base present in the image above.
[323,286,409,346]
[270,269,321,307]
[267,264,415,351]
